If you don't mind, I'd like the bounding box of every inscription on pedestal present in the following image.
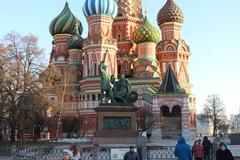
[103,117,131,129]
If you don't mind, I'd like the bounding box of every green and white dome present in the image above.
[133,16,160,44]
[49,2,83,36]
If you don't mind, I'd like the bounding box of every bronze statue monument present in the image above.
[99,61,138,104]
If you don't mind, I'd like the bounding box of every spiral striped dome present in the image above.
[157,0,184,26]
[83,0,117,18]
[49,2,83,36]
[133,16,160,44]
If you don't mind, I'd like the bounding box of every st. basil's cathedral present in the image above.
[48,0,196,140]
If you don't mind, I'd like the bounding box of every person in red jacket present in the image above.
[192,140,204,160]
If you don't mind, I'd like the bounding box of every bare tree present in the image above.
[202,94,226,137]
[0,32,47,142]
[0,32,81,142]
[41,64,77,138]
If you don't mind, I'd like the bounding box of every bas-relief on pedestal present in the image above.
[94,104,138,144]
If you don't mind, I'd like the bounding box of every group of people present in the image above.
[61,137,235,160]
[62,144,140,160]
[174,136,234,160]
[63,144,81,160]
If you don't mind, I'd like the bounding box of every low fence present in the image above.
[147,146,177,160]
[0,145,239,160]
[0,145,111,160]
[0,145,187,160]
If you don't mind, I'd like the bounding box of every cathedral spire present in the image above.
[144,0,147,17]
[158,65,185,93]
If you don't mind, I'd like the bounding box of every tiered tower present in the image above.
[151,0,196,140]
[156,0,191,93]
[67,24,84,90]
[113,0,143,77]
[82,0,118,90]
[49,2,83,67]
[49,2,84,137]
[132,16,161,79]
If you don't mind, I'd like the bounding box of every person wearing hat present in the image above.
[123,146,140,160]
[63,149,73,160]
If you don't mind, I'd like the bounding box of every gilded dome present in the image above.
[49,2,83,36]
[157,0,184,26]
[133,16,160,44]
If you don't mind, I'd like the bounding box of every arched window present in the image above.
[95,25,99,34]
[92,94,96,101]
[172,106,181,117]
[161,106,171,117]
[79,95,82,101]
[123,60,128,70]
[93,63,97,76]
[117,32,122,41]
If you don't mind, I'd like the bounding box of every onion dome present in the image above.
[133,16,160,44]
[157,0,184,26]
[49,2,83,36]
[67,23,84,50]
[83,0,117,18]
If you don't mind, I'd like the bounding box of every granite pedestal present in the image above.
[94,103,137,144]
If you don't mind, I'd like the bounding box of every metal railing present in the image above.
[0,145,239,160]
[147,146,177,160]
[15,148,38,160]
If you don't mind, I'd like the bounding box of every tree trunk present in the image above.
[10,125,15,142]
[213,123,217,137]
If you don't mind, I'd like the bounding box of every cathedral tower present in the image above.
[49,2,85,137]
[156,0,191,92]
[49,2,83,67]
[82,0,118,81]
[113,0,144,77]
[132,16,161,79]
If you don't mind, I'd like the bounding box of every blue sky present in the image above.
[0,0,240,116]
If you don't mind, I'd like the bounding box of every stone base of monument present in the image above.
[94,103,137,144]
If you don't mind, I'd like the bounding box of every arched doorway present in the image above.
[160,105,181,139]
[62,117,77,138]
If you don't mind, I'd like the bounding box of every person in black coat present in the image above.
[216,142,234,160]
[124,146,140,160]
[202,136,212,160]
